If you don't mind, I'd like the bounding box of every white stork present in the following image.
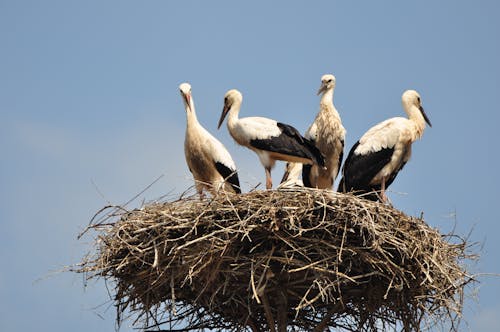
[217,89,325,190]
[338,89,431,202]
[179,83,241,197]
[302,74,345,189]
[281,74,345,189]
[279,162,304,188]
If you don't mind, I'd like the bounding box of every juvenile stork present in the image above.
[179,83,241,197]
[279,162,304,188]
[217,89,325,189]
[338,90,432,202]
[302,74,346,189]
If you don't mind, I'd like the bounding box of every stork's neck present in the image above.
[185,100,200,128]
[319,88,341,119]
[226,102,241,129]
[406,104,427,140]
[320,88,334,108]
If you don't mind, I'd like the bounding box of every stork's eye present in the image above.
[417,97,421,103]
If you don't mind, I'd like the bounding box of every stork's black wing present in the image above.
[302,164,313,188]
[339,141,394,195]
[215,162,241,194]
[249,122,325,167]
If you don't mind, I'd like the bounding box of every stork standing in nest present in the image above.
[179,83,241,197]
[338,89,432,202]
[279,161,304,188]
[217,89,325,189]
[282,74,346,189]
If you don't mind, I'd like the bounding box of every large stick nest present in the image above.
[76,188,476,331]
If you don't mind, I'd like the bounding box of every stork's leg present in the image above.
[265,167,273,189]
[195,183,205,200]
[380,177,387,203]
[198,191,205,200]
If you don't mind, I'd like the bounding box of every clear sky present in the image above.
[1,1,499,331]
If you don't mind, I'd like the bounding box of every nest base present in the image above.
[76,188,475,331]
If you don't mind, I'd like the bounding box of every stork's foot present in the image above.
[379,178,388,203]
[266,177,273,190]
[265,167,273,190]
[379,191,388,203]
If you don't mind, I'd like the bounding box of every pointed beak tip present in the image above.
[218,104,230,129]
[181,92,191,109]
[419,106,432,128]
[217,111,226,129]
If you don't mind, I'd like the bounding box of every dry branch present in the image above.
[74,188,476,331]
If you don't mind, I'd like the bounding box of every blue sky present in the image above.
[1,1,499,331]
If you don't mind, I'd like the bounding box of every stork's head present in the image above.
[218,89,243,129]
[317,74,336,95]
[179,82,193,112]
[402,90,432,127]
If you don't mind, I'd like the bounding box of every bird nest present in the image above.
[75,188,476,331]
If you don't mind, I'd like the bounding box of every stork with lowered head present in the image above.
[179,83,241,198]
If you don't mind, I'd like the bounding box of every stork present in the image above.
[301,74,346,189]
[279,162,304,188]
[217,89,325,190]
[179,83,241,197]
[338,89,432,202]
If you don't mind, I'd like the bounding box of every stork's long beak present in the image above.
[182,92,191,112]
[217,101,230,129]
[419,106,432,127]
[317,83,327,96]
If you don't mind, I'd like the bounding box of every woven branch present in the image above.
[74,188,477,331]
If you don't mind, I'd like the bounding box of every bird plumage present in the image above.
[338,90,431,202]
[279,162,304,188]
[282,74,345,189]
[180,83,241,197]
[218,89,324,189]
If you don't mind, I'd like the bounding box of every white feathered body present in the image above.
[353,117,414,185]
[305,101,346,188]
[185,111,239,195]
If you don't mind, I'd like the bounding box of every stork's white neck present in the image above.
[226,101,241,128]
[185,97,198,121]
[320,88,334,107]
[319,88,342,121]
[405,104,427,140]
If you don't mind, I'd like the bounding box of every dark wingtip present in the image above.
[280,164,291,184]
[228,172,241,194]
[302,164,313,188]
[337,177,345,192]
[214,162,241,194]
[304,138,325,167]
